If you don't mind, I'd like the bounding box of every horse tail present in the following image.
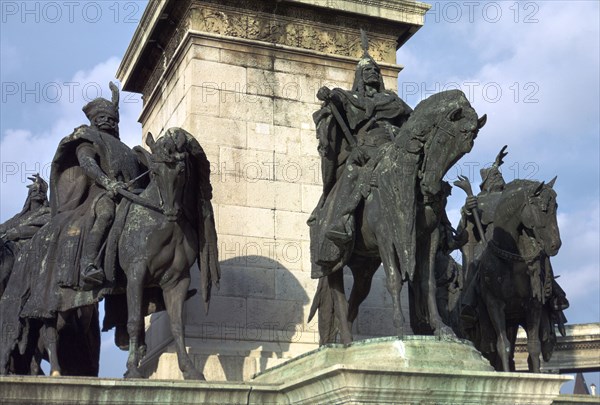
[198,200,220,314]
[308,278,326,323]
[308,277,337,345]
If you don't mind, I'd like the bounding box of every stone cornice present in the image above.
[117,0,429,94]
[283,0,431,25]
[116,0,169,91]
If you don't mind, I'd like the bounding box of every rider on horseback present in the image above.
[312,41,412,248]
[0,174,50,245]
[459,146,569,327]
[50,82,142,290]
[0,175,51,298]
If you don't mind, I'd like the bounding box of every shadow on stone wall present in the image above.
[141,255,313,381]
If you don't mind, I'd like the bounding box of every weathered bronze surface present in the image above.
[308,40,486,344]
[457,150,569,372]
[0,84,219,379]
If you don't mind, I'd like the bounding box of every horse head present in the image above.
[522,178,561,256]
[400,90,486,197]
[146,128,190,222]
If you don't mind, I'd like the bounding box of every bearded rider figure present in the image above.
[48,82,144,290]
[308,34,412,270]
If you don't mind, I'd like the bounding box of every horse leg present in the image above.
[506,324,519,372]
[482,293,510,371]
[328,270,352,344]
[425,231,454,337]
[525,302,542,373]
[347,257,380,325]
[124,264,144,378]
[42,317,61,376]
[163,278,204,380]
[379,245,405,339]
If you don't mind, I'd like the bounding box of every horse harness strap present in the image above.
[116,188,163,213]
[488,239,542,264]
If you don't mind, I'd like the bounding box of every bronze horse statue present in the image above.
[309,90,486,344]
[104,128,220,379]
[0,128,219,379]
[470,179,561,372]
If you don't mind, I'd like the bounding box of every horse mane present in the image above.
[154,129,213,217]
[494,179,543,223]
[394,89,471,145]
[156,128,220,310]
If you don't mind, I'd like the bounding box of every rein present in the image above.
[116,188,163,213]
[488,239,542,263]
[116,170,163,213]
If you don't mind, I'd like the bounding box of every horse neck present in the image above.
[140,179,160,202]
[491,193,526,254]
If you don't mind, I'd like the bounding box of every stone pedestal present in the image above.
[117,0,429,381]
[252,336,572,405]
[0,338,573,404]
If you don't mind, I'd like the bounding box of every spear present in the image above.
[454,175,486,244]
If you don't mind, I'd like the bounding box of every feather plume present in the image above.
[360,29,369,57]
[109,81,119,110]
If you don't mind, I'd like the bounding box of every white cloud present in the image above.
[0,57,143,221]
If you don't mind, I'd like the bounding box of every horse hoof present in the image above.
[183,369,205,380]
[124,368,144,379]
[50,370,61,377]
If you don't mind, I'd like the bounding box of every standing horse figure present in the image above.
[473,179,561,372]
[107,128,220,379]
[309,90,486,343]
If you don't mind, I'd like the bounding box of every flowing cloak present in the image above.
[0,205,51,298]
[0,125,143,373]
[309,89,413,278]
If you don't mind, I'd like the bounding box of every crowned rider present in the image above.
[309,32,412,264]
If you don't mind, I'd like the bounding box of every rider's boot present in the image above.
[79,229,106,291]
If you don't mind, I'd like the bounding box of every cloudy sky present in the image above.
[1,0,598,386]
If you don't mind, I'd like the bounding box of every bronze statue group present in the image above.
[0,36,568,378]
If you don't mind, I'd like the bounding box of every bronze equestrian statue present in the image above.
[308,37,486,343]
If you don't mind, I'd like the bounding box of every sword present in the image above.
[318,89,357,147]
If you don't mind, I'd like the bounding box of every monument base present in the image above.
[252,336,571,404]
[1,337,573,405]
